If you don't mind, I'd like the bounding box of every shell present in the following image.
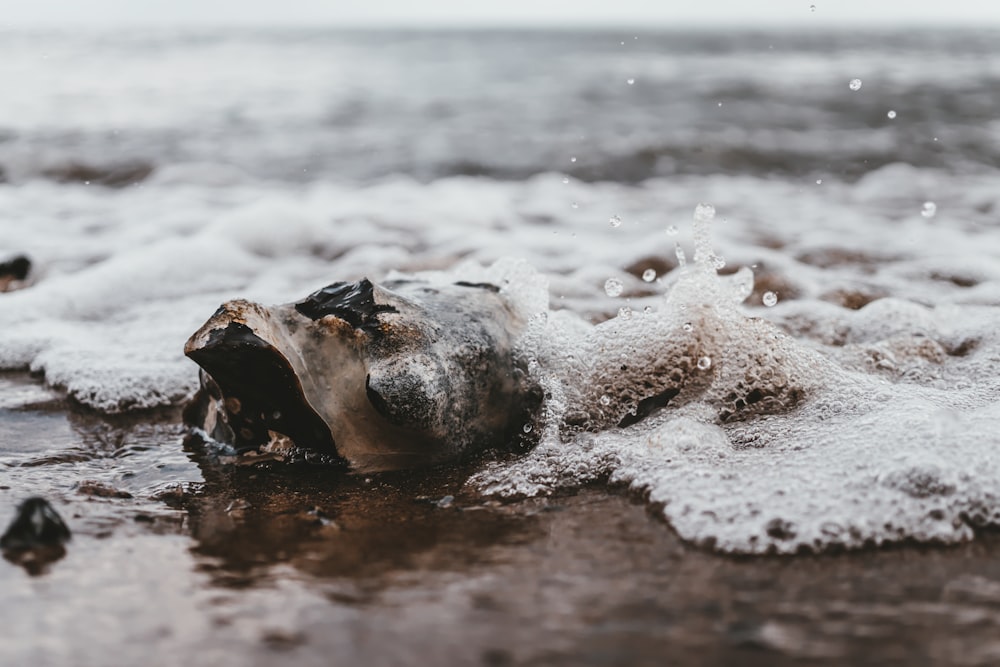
[184,278,542,471]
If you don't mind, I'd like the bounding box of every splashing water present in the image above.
[849,78,863,91]
[458,200,1000,556]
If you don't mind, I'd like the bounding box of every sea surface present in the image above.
[3,26,1000,664]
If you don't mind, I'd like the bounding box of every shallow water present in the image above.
[6,374,1000,666]
[3,25,1000,663]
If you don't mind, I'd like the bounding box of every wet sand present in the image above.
[3,371,1000,666]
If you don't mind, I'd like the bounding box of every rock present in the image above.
[184,278,542,472]
[1,497,71,551]
[0,254,31,293]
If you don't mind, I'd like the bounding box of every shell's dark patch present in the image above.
[365,372,435,430]
[185,321,341,458]
[294,278,398,329]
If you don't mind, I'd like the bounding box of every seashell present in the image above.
[184,278,542,471]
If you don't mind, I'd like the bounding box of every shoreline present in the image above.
[4,371,1000,665]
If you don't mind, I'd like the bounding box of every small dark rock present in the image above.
[1,497,72,552]
[0,254,31,292]
[76,480,133,499]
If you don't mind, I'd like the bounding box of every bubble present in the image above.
[604,278,624,297]
[682,322,693,332]
[562,177,569,184]
[849,78,863,91]
[693,203,716,222]
[642,268,657,282]
[921,201,937,218]
[763,291,778,307]
[609,215,623,228]
[665,225,678,236]
[626,78,635,85]
[643,306,653,314]
[618,306,633,319]
[522,423,533,433]
[810,3,816,10]
[600,394,611,406]
[697,356,712,370]
[887,110,897,119]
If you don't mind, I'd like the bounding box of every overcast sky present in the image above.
[1,0,998,28]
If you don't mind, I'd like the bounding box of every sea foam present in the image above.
[3,170,1000,553]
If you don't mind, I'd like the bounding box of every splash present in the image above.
[464,204,1000,555]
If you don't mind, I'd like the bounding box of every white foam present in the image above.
[4,169,1000,553]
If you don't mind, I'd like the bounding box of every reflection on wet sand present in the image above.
[181,439,545,588]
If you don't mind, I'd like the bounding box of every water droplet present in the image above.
[921,201,937,218]
[626,78,635,85]
[763,291,778,307]
[600,394,611,406]
[604,278,624,297]
[665,225,678,236]
[642,268,657,282]
[849,78,863,91]
[618,306,633,319]
[571,202,579,209]
[816,179,823,185]
[522,423,533,433]
[562,177,569,184]
[675,243,687,267]
[717,101,723,107]
[887,110,897,119]
[643,306,653,314]
[810,4,816,11]
[570,156,577,163]
[694,203,716,222]
[682,322,693,332]
[609,215,622,228]
[697,356,712,370]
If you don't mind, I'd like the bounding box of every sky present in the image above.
[0,0,998,28]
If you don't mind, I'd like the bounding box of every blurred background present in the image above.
[1,1,999,188]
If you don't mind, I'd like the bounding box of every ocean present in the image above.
[3,25,1000,663]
